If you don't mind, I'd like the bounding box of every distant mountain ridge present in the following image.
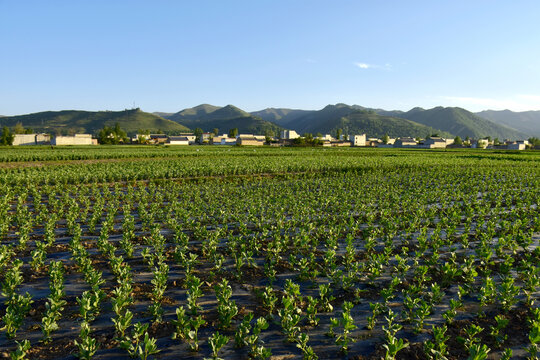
[0,109,190,136]
[476,109,540,137]
[165,104,222,122]
[4,103,533,140]
[160,104,283,135]
[269,103,451,138]
[375,106,525,139]
[250,108,313,126]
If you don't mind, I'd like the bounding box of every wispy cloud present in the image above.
[354,62,392,70]
[355,62,371,69]
[440,94,540,111]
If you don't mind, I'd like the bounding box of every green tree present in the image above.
[97,123,127,144]
[453,136,463,145]
[265,130,274,144]
[213,128,219,136]
[228,128,238,138]
[494,137,501,146]
[194,128,203,143]
[0,126,14,145]
[528,137,540,147]
[13,122,25,134]
[97,126,113,144]
[113,123,127,140]
[336,128,343,140]
[136,129,150,144]
[382,134,390,144]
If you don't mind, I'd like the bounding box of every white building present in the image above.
[167,136,190,145]
[348,134,366,147]
[12,134,41,146]
[178,134,196,144]
[507,140,528,150]
[471,139,490,149]
[281,130,300,140]
[422,137,448,149]
[220,138,237,145]
[35,134,50,145]
[237,135,265,146]
[212,135,237,145]
[52,134,94,145]
[393,138,418,147]
[318,134,335,141]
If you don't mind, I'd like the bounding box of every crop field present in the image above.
[0,146,539,359]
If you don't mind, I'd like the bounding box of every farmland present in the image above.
[0,146,539,359]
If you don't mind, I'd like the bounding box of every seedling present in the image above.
[10,340,31,360]
[468,343,490,360]
[318,283,334,312]
[382,310,408,360]
[330,301,357,354]
[206,332,229,360]
[305,296,319,326]
[247,317,271,359]
[215,278,238,329]
[74,321,99,360]
[424,324,449,360]
[278,295,302,342]
[296,332,318,360]
[120,322,160,359]
[235,313,253,348]
[490,315,508,347]
[2,292,33,338]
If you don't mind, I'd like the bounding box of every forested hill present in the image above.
[0,109,190,135]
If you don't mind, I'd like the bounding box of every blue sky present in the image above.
[1,0,540,115]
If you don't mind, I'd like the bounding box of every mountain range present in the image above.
[2,103,538,140]
[251,104,451,138]
[0,109,189,136]
[158,104,283,136]
[475,110,540,137]
[251,104,527,139]
[374,107,526,139]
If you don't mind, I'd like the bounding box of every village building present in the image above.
[421,137,449,149]
[200,132,212,143]
[132,134,149,143]
[167,136,190,145]
[211,135,224,144]
[12,134,37,146]
[318,134,335,141]
[12,133,51,146]
[393,137,418,147]
[174,133,196,144]
[220,138,238,145]
[281,130,300,140]
[348,134,367,146]
[52,134,94,145]
[236,135,265,146]
[446,143,468,149]
[471,139,490,149]
[148,134,168,144]
[35,134,50,145]
[507,140,528,150]
[330,140,352,147]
